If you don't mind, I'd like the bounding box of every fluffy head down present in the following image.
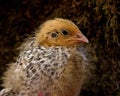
[35,18,89,47]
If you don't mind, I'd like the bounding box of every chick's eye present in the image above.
[61,29,69,35]
[51,33,57,38]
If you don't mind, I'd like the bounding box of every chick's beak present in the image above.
[75,32,89,43]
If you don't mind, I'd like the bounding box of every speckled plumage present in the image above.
[0,18,89,96]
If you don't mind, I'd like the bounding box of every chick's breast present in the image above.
[13,40,72,96]
[12,41,87,96]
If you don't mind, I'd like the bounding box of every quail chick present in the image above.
[0,18,89,96]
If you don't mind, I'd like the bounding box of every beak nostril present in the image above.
[76,34,82,38]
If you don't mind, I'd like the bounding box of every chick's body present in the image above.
[0,18,89,96]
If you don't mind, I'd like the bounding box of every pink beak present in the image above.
[75,32,89,43]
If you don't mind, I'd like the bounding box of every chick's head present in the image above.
[36,18,89,47]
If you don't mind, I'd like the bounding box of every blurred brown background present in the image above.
[0,0,120,96]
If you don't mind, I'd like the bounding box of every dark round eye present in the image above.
[51,33,57,38]
[61,29,69,35]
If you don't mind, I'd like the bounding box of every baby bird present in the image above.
[0,18,89,96]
